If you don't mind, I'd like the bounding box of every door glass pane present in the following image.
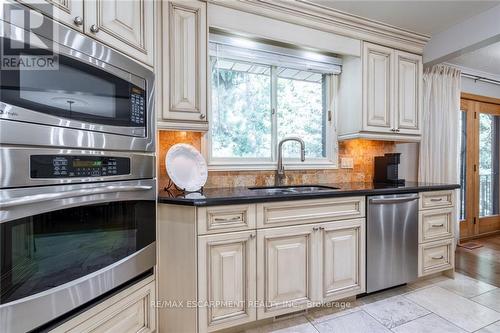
[460,110,467,220]
[0,200,155,304]
[479,113,500,217]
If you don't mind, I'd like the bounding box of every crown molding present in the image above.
[208,0,430,54]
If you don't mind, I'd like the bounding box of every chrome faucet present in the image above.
[275,137,305,185]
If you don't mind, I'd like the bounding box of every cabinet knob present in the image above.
[199,114,206,120]
[73,16,83,26]
[90,24,100,33]
[395,128,400,132]
[249,234,255,239]
[313,227,319,231]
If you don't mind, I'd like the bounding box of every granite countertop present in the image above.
[158,182,460,206]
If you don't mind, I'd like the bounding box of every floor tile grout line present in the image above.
[362,295,431,330]
[468,287,499,299]
[472,319,500,332]
[403,286,500,333]
[307,307,363,325]
[438,284,498,300]
[468,297,500,314]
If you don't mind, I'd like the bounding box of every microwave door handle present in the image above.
[0,185,153,208]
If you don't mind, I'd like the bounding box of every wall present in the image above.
[158,131,395,189]
[461,77,500,99]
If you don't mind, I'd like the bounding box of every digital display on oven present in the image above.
[30,155,131,178]
[72,160,103,168]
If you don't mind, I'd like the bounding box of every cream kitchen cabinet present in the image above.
[158,0,208,131]
[159,200,366,332]
[418,190,456,277]
[16,0,154,66]
[338,42,422,141]
[17,0,84,31]
[319,219,366,302]
[256,224,316,319]
[84,0,154,66]
[50,276,156,333]
[256,218,365,319]
[198,231,257,333]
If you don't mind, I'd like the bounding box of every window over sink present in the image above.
[207,32,341,170]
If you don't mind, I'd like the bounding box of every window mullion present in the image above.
[271,65,278,163]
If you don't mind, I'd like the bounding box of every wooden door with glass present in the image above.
[460,94,500,240]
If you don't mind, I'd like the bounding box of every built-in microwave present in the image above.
[0,2,155,152]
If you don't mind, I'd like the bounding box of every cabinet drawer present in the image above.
[419,208,454,243]
[420,190,454,210]
[51,277,155,333]
[419,239,454,277]
[197,204,256,234]
[257,197,365,228]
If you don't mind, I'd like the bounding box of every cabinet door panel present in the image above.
[363,42,394,132]
[321,219,365,301]
[395,50,422,134]
[162,1,207,123]
[257,225,315,319]
[18,0,84,31]
[198,231,256,333]
[84,0,153,65]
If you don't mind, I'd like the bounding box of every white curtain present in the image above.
[419,64,461,242]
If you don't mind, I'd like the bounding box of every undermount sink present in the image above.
[249,185,340,194]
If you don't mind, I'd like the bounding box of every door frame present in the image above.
[460,93,500,240]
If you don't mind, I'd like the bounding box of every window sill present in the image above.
[207,161,339,172]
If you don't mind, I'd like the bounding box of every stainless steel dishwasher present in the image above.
[366,193,419,293]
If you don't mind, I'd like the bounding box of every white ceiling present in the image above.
[309,1,500,36]
[448,41,500,76]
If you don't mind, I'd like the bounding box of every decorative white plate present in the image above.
[166,144,208,192]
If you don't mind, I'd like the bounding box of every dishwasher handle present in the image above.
[369,196,420,205]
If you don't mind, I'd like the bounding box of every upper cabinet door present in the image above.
[363,42,394,132]
[84,0,154,66]
[18,0,84,31]
[395,50,422,135]
[161,0,207,125]
[198,231,256,333]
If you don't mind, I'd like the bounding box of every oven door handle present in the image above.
[1,185,153,208]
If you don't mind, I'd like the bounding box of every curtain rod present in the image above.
[461,72,500,86]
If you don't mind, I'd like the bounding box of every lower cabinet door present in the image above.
[320,219,366,301]
[198,231,257,333]
[257,224,316,319]
[50,276,156,333]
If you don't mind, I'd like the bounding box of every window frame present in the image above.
[204,60,339,171]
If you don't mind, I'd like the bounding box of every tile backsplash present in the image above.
[158,130,395,190]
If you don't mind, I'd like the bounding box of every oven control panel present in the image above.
[30,155,131,178]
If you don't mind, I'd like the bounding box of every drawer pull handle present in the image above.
[249,234,255,239]
[430,198,443,202]
[214,216,242,223]
[431,255,444,260]
[313,227,319,231]
[431,223,445,228]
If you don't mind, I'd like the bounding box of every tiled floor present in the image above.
[244,273,500,333]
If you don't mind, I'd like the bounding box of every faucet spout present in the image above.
[276,137,306,185]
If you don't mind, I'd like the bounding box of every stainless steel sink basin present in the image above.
[249,185,340,194]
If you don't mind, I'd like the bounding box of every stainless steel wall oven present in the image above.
[0,148,156,333]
